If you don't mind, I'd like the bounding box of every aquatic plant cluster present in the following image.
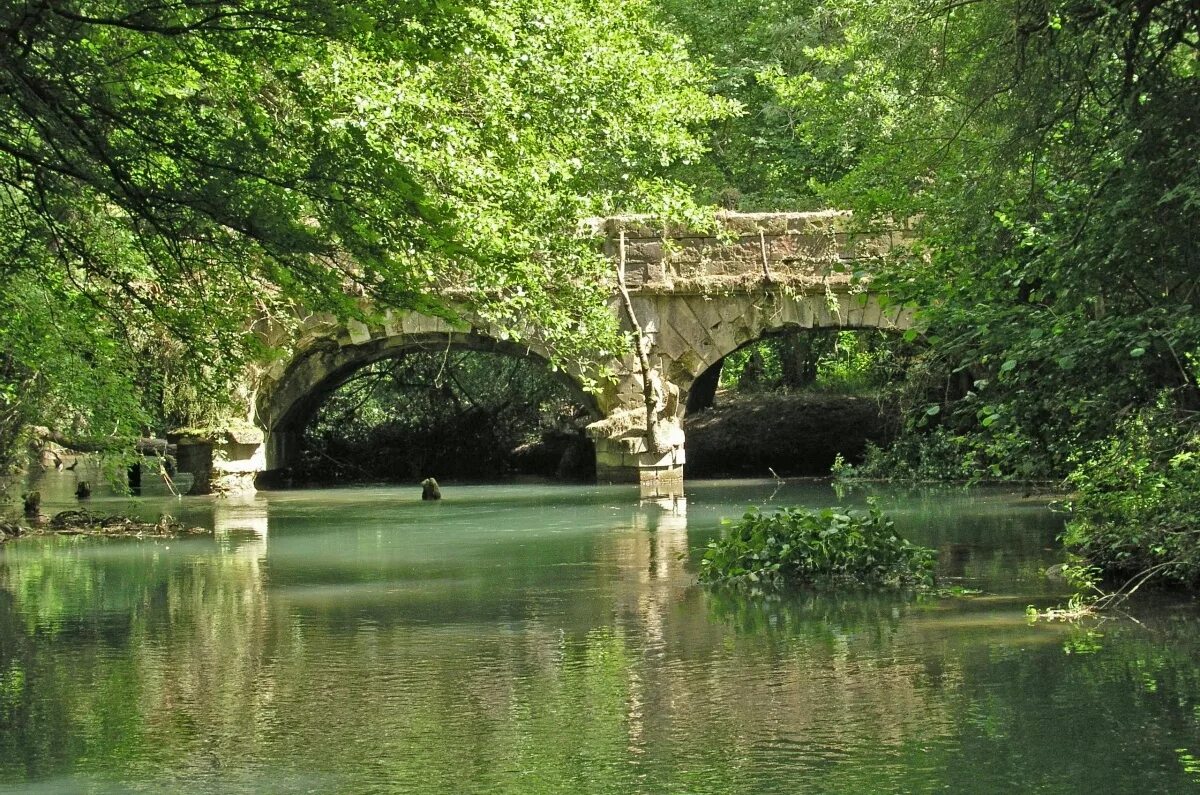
[699,502,936,589]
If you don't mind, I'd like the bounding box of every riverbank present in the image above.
[4,391,892,491]
[684,391,888,478]
[0,510,207,543]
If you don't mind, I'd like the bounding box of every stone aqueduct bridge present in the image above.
[174,211,915,496]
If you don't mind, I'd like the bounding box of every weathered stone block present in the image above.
[668,349,704,379]
[813,298,839,328]
[716,213,774,235]
[213,442,265,470]
[716,297,750,325]
[838,293,857,323]
[784,210,849,233]
[594,446,625,470]
[692,295,729,329]
[845,293,868,327]
[621,260,649,289]
[347,319,371,345]
[637,465,684,498]
[226,426,265,446]
[781,235,839,263]
[653,318,691,362]
[212,471,257,497]
[860,296,884,328]
[644,258,670,287]
[660,244,707,267]
[708,324,740,360]
[616,434,649,455]
[779,296,815,329]
[628,241,663,261]
[409,314,437,334]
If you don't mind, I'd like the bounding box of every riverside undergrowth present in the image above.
[1064,408,1200,589]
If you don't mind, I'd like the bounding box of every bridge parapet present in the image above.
[588,210,911,293]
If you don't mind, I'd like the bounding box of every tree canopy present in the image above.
[653,0,1199,581]
[663,0,1194,468]
[834,0,1196,479]
[0,0,729,457]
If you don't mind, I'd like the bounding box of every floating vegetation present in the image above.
[699,499,936,589]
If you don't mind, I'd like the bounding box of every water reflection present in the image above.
[0,483,1198,793]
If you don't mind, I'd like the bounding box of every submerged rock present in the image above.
[22,491,41,517]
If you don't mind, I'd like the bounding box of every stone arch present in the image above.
[255,313,604,474]
[685,324,914,415]
[630,290,913,416]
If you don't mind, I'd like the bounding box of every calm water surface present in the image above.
[1,479,1199,793]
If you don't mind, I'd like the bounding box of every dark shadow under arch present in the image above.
[679,325,919,476]
[260,331,602,475]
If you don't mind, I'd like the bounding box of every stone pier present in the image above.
[168,427,265,496]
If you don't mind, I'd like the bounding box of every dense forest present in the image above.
[1,1,1197,582]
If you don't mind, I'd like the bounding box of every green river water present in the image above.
[1,478,1199,793]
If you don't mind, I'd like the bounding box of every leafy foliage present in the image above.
[699,501,936,588]
[1064,407,1200,588]
[0,0,730,466]
[839,430,978,483]
[663,0,1200,476]
[655,0,863,209]
[812,0,1199,578]
[668,0,1200,582]
[793,0,1199,483]
[718,330,910,395]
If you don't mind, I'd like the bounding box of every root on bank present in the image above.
[1,510,207,542]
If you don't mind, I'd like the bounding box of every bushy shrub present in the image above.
[1065,410,1200,588]
[699,501,937,588]
[836,428,977,482]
